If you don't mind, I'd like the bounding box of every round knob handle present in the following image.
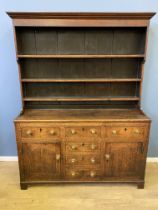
[90,171,96,178]
[50,130,55,135]
[71,145,77,150]
[112,130,117,135]
[91,144,97,150]
[91,158,96,163]
[71,158,76,163]
[134,129,140,134]
[105,154,110,161]
[90,129,96,134]
[26,130,32,135]
[71,129,76,135]
[56,154,60,160]
[71,171,76,177]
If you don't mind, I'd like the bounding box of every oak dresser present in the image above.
[8,12,155,189]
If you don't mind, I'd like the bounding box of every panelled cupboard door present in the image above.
[104,142,144,178]
[22,142,61,181]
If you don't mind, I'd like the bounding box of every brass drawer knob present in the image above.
[71,129,76,135]
[91,158,96,163]
[134,129,140,134]
[105,154,110,161]
[56,154,60,161]
[71,171,76,177]
[50,130,55,135]
[91,144,97,150]
[71,158,76,163]
[112,130,117,135]
[71,145,77,150]
[26,130,32,135]
[90,171,96,177]
[90,129,96,134]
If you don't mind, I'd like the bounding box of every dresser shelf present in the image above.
[18,54,145,59]
[21,78,141,83]
[23,96,140,102]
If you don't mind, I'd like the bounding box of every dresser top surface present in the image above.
[14,109,150,122]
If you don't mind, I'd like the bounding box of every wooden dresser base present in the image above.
[15,109,150,190]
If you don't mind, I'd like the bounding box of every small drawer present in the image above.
[41,127,60,139]
[65,126,101,139]
[21,127,40,139]
[66,154,101,166]
[65,169,102,180]
[66,141,100,152]
[107,125,146,141]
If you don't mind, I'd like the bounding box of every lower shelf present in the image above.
[23,97,140,102]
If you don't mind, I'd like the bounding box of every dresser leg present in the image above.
[137,182,144,189]
[20,183,28,190]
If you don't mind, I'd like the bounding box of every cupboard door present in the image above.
[104,142,144,178]
[22,142,61,181]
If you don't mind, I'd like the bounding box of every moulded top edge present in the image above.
[6,12,156,20]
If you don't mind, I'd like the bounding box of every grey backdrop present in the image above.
[0,0,158,156]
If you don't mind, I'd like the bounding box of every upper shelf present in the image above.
[18,54,145,59]
[15,27,147,56]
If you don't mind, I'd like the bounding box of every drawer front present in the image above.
[21,127,41,139]
[20,125,61,140]
[41,127,60,139]
[65,126,101,139]
[66,154,101,166]
[65,169,102,180]
[107,125,146,141]
[66,141,100,152]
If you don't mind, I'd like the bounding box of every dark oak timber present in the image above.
[8,12,155,190]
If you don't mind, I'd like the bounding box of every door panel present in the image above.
[104,142,143,178]
[22,142,61,181]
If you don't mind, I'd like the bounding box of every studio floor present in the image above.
[0,162,158,210]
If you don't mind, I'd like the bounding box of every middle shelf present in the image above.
[18,54,145,58]
[21,78,141,83]
[20,57,142,80]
